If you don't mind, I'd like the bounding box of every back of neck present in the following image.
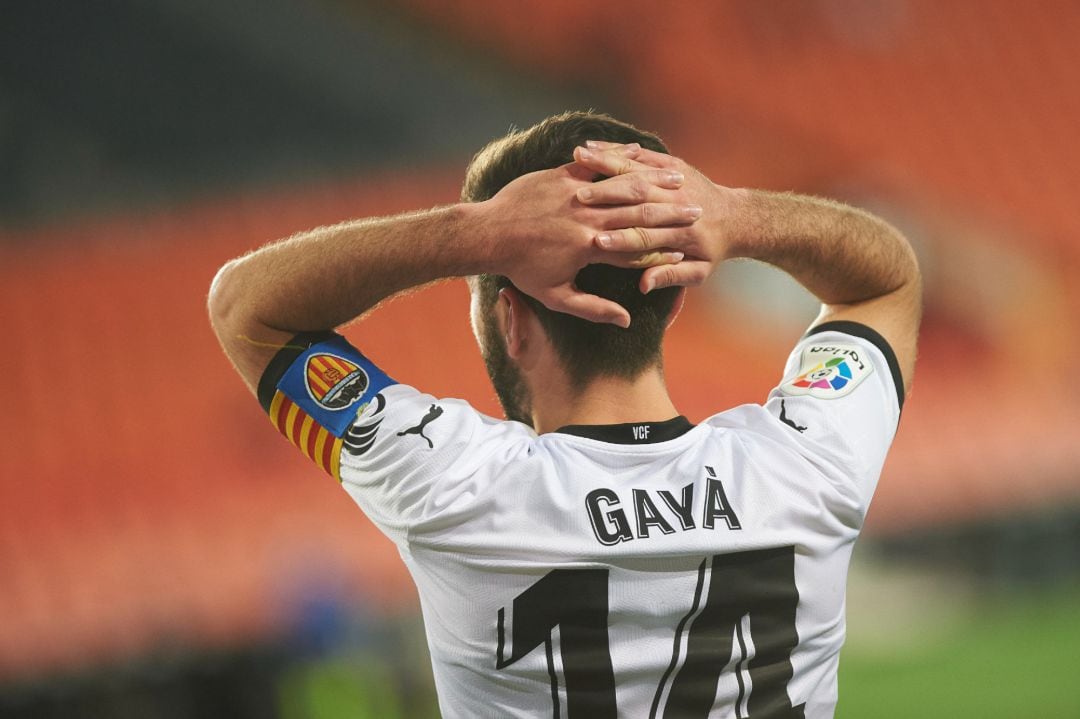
[531,368,679,434]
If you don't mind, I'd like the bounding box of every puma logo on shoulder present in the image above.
[397,404,444,449]
[779,400,807,433]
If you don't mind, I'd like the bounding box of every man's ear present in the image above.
[498,287,535,361]
[666,287,687,329]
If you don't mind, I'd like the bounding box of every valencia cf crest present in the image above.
[304,352,369,410]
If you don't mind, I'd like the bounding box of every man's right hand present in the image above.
[570,141,747,294]
[573,141,921,395]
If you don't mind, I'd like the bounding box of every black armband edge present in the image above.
[805,321,905,413]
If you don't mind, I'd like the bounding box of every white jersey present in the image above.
[257,321,903,718]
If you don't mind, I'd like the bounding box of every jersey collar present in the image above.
[553,416,694,444]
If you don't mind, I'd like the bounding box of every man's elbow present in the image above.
[207,259,246,344]
[896,227,922,290]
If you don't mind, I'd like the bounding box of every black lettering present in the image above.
[658,483,696,530]
[666,547,800,716]
[809,345,864,369]
[703,478,742,530]
[586,488,633,546]
[633,489,675,539]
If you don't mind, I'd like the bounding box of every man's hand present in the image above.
[477,149,703,327]
[575,140,921,395]
[571,141,747,294]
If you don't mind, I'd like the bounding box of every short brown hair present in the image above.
[464,111,680,389]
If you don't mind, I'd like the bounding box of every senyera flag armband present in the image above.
[256,331,396,480]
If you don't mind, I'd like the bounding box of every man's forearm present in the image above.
[211,204,485,337]
[725,190,918,307]
[723,188,921,392]
[208,204,494,394]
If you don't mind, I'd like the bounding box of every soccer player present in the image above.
[208,112,920,718]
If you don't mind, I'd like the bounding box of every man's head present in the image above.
[463,111,681,426]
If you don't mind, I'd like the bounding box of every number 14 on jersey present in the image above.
[496,546,805,718]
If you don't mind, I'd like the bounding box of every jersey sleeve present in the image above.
[763,320,904,508]
[257,331,528,545]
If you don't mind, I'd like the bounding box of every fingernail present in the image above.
[585,140,600,149]
[684,204,702,219]
[624,142,641,154]
[619,316,631,329]
[578,148,594,160]
[670,252,685,262]
[596,233,612,248]
[643,277,655,293]
[578,187,593,201]
[667,171,685,184]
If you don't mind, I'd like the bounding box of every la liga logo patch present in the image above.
[304,353,369,410]
[781,342,872,400]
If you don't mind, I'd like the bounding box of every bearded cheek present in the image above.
[480,320,532,426]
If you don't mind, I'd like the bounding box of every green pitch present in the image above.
[837,585,1080,718]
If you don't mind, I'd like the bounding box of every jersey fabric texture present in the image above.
[258,321,902,718]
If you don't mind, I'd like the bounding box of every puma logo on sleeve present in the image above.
[397,404,444,449]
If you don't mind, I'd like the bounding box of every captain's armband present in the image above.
[257,332,397,479]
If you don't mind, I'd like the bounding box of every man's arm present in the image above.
[208,158,696,394]
[573,144,921,395]
[717,189,920,395]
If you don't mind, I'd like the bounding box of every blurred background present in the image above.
[2,0,1079,716]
